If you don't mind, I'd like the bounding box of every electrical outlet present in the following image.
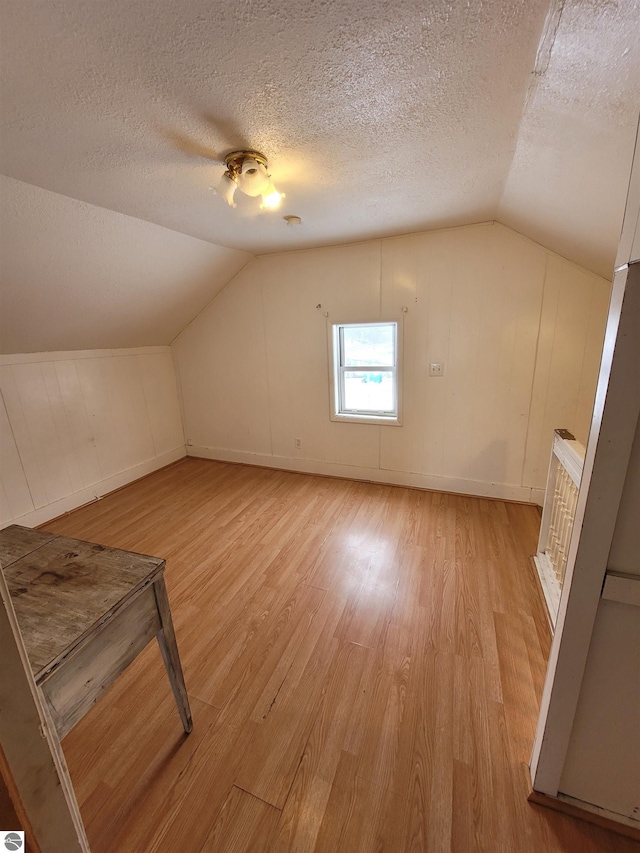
[295,437,302,449]
[187,439,193,446]
[429,362,444,377]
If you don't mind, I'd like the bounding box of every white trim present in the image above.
[537,434,584,559]
[186,444,537,503]
[330,411,403,427]
[530,488,546,507]
[602,572,640,607]
[552,434,585,488]
[0,345,171,365]
[533,432,585,627]
[328,319,402,426]
[554,792,640,833]
[0,446,186,530]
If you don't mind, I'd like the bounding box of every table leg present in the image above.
[153,576,193,734]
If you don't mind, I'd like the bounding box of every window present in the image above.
[330,321,401,424]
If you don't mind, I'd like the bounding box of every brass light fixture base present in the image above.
[224,150,268,179]
[215,149,282,209]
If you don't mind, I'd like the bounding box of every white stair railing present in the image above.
[534,429,585,627]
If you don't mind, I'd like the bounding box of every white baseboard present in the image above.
[555,791,640,834]
[2,447,186,530]
[530,488,545,507]
[530,787,640,840]
[187,445,537,503]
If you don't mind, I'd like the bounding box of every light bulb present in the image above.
[260,186,285,210]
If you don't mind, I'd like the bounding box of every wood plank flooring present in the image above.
[40,458,637,852]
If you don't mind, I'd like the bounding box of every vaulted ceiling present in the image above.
[0,0,638,352]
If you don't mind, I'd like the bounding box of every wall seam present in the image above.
[259,277,274,458]
[573,282,599,440]
[0,386,36,519]
[378,240,383,470]
[520,252,549,489]
[135,355,158,459]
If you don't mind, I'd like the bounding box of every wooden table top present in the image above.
[0,525,164,678]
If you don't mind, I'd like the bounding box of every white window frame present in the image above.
[328,320,402,425]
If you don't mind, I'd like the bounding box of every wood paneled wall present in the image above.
[0,347,185,528]
[174,223,610,504]
[522,254,611,491]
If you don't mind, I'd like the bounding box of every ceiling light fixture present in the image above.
[215,150,284,210]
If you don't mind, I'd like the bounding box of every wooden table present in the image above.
[0,525,192,739]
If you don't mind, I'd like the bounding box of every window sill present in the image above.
[330,412,402,426]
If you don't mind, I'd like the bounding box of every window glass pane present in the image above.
[343,371,395,412]
[342,324,395,367]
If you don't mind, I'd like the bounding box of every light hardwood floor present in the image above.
[41,458,637,852]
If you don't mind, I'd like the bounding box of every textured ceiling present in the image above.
[0,0,638,281]
[500,0,640,277]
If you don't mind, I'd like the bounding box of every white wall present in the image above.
[522,254,612,494]
[173,222,610,503]
[0,347,185,529]
[559,600,640,819]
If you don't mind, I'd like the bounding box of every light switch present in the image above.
[429,362,444,377]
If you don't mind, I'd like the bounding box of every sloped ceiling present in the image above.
[500,0,640,278]
[0,176,251,353]
[0,0,638,353]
